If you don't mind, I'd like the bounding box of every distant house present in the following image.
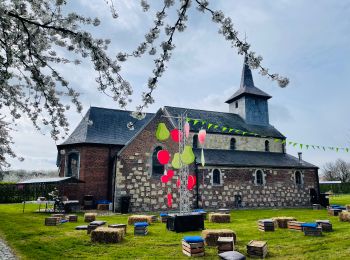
[57,57,319,212]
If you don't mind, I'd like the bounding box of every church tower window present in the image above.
[66,152,80,179]
[265,140,270,152]
[230,138,236,150]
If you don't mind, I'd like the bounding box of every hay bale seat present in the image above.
[208,213,230,223]
[346,205,350,212]
[272,217,296,228]
[91,227,124,243]
[52,214,65,220]
[68,215,78,222]
[84,213,97,222]
[339,211,350,222]
[128,215,152,225]
[45,217,60,226]
[202,229,236,246]
[108,224,127,234]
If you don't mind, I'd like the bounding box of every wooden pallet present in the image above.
[45,217,60,226]
[304,227,322,236]
[287,221,305,231]
[217,236,234,253]
[182,240,205,257]
[315,220,332,232]
[247,240,267,258]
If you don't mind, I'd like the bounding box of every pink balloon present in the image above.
[176,178,181,188]
[157,150,170,165]
[167,193,173,207]
[161,175,169,183]
[184,122,190,138]
[170,129,182,143]
[187,175,196,190]
[198,129,206,145]
[166,169,174,179]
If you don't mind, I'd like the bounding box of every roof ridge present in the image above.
[89,106,155,114]
[164,106,240,116]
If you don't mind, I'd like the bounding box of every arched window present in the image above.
[265,140,270,152]
[152,146,164,175]
[213,169,221,185]
[230,138,236,150]
[66,152,79,178]
[254,169,265,186]
[193,134,198,148]
[295,171,302,185]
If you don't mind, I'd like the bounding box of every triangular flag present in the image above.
[222,127,227,132]
[186,118,191,122]
[193,120,199,125]
[322,147,326,151]
[201,149,205,167]
[311,145,315,149]
[235,130,241,134]
[300,144,303,149]
[214,125,219,129]
[201,120,206,125]
[228,128,234,133]
[336,147,339,152]
[281,140,286,144]
[274,139,280,143]
[242,131,247,135]
[306,145,309,149]
[207,123,213,129]
[293,142,298,147]
[346,148,349,152]
[289,141,293,145]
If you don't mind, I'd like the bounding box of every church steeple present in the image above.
[225,56,271,126]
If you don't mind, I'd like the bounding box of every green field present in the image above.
[0,196,349,259]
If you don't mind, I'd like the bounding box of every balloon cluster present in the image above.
[155,122,202,208]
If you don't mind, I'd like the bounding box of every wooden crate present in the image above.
[272,217,296,228]
[328,208,342,216]
[150,215,158,223]
[287,221,305,231]
[134,226,148,236]
[258,219,275,232]
[68,215,78,222]
[247,240,267,258]
[303,227,322,236]
[182,240,205,257]
[316,220,332,232]
[45,217,60,226]
[217,236,234,253]
[52,214,65,220]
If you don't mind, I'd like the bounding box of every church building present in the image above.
[57,58,320,212]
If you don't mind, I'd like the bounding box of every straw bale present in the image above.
[339,211,350,222]
[202,229,236,246]
[208,213,230,223]
[84,213,97,222]
[127,215,152,225]
[91,227,124,243]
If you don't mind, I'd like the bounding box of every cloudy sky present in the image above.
[7,0,350,173]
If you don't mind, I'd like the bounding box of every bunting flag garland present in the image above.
[185,117,350,153]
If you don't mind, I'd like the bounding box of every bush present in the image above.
[320,183,350,194]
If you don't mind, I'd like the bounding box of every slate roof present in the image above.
[193,149,318,169]
[164,106,285,138]
[225,56,271,104]
[59,107,155,146]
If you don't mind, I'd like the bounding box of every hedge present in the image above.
[320,183,350,194]
[0,183,56,203]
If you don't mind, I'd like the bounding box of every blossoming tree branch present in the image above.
[0,0,288,169]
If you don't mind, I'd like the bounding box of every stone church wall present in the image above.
[188,132,283,153]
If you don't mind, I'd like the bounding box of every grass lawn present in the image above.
[0,196,349,259]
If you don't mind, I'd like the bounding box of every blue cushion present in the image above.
[193,209,206,213]
[160,213,168,217]
[134,222,149,227]
[301,223,318,228]
[183,236,204,243]
[331,205,341,208]
[60,219,68,223]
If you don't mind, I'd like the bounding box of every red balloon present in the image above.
[187,175,196,190]
[157,150,170,165]
[176,178,181,188]
[170,129,182,143]
[167,193,173,207]
[166,170,174,179]
[161,175,169,183]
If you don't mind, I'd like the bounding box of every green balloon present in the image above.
[181,145,195,165]
[155,123,170,141]
[171,153,181,169]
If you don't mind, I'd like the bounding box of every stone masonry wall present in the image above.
[198,167,318,208]
[115,110,189,212]
[189,132,283,153]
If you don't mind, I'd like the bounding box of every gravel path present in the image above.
[0,238,17,260]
